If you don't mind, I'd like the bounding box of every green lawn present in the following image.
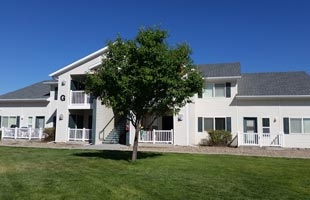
[0,147,309,200]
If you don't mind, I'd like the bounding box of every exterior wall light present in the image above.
[61,79,66,86]
[178,114,184,121]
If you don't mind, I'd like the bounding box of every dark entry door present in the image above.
[244,117,257,133]
[162,116,173,130]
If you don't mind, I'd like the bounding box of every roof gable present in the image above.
[198,62,241,78]
[0,81,51,100]
[238,71,310,96]
[49,46,108,78]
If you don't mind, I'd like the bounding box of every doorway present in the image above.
[162,116,174,130]
[243,117,257,133]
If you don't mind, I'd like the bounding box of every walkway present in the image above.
[0,140,310,159]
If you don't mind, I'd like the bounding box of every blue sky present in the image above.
[0,0,310,95]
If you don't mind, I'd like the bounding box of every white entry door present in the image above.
[243,118,258,144]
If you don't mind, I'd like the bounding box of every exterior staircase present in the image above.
[102,118,126,144]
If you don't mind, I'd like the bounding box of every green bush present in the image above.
[207,130,232,146]
[0,130,2,141]
[43,128,55,142]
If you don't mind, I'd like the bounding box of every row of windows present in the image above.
[198,117,310,134]
[0,116,45,128]
[198,117,231,132]
[284,118,310,134]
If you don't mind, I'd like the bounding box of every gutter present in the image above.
[236,95,310,100]
[0,98,48,102]
[204,76,242,81]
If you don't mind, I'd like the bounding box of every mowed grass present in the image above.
[0,147,310,200]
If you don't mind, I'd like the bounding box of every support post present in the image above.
[237,132,241,147]
[29,128,32,140]
[153,129,156,144]
[14,127,17,139]
[171,129,174,145]
[82,128,85,142]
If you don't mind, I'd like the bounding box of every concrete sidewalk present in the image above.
[1,140,310,159]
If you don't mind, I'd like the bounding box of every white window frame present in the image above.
[1,116,18,128]
[303,118,310,133]
[198,117,227,133]
[28,116,33,128]
[262,117,270,133]
[288,117,310,134]
[202,83,226,98]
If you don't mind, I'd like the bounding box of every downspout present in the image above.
[186,103,190,146]
[236,98,243,147]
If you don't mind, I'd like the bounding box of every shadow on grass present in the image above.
[73,150,162,161]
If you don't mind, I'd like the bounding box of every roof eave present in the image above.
[49,46,108,78]
[0,98,49,102]
[236,95,310,100]
[43,81,58,85]
[204,76,242,81]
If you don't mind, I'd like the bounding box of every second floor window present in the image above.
[199,82,231,98]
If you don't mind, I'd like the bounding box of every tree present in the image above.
[85,27,204,161]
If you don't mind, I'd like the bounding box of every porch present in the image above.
[1,127,44,140]
[67,109,92,142]
[68,128,92,142]
[237,132,284,147]
[139,129,174,144]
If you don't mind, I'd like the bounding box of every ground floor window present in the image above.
[262,118,270,133]
[198,117,231,132]
[283,117,310,134]
[1,116,20,128]
[28,117,33,128]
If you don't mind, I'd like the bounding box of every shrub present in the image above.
[207,130,232,146]
[0,130,1,141]
[43,127,55,142]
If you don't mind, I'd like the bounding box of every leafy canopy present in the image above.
[86,27,203,127]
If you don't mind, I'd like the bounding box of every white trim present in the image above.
[88,61,102,70]
[43,81,58,85]
[49,46,108,78]
[0,99,48,102]
[186,104,189,145]
[236,95,310,100]
[204,76,241,80]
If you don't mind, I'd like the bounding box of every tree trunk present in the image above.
[131,121,141,162]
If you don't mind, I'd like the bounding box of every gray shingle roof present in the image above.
[198,62,241,78]
[238,72,310,96]
[0,80,52,100]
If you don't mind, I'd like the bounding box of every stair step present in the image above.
[102,118,126,144]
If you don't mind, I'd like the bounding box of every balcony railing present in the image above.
[70,91,93,106]
[68,128,92,142]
